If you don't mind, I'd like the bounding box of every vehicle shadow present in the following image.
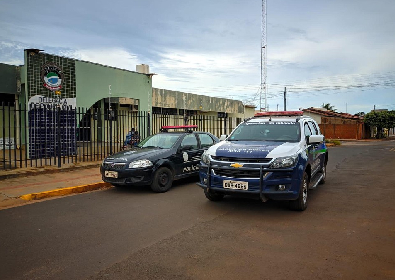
[200,187,322,214]
[105,175,200,194]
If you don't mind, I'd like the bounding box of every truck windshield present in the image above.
[228,122,301,142]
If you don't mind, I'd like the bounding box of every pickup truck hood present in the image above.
[208,141,301,159]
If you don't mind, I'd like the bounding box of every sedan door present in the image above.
[178,134,201,175]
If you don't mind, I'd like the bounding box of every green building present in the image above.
[1,49,254,162]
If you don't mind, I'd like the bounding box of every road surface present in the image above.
[1,140,394,280]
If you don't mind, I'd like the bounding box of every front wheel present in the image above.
[150,167,173,193]
[204,189,224,201]
[289,172,309,211]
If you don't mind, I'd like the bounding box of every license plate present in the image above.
[223,180,248,190]
[105,171,118,178]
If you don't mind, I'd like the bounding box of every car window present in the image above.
[304,123,312,137]
[199,133,215,148]
[181,134,198,149]
[310,121,319,135]
[138,133,181,149]
[308,121,318,135]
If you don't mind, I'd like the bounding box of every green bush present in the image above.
[325,139,341,146]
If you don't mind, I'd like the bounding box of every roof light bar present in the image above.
[160,125,198,132]
[161,125,198,130]
[254,111,303,117]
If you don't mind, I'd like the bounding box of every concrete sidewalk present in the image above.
[0,161,111,209]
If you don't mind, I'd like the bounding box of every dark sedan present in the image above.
[101,125,219,192]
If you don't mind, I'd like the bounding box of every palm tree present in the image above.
[321,103,336,111]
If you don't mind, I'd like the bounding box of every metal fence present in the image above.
[1,103,241,170]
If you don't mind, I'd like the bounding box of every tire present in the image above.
[150,167,173,193]
[204,189,224,201]
[289,172,309,211]
[319,163,327,185]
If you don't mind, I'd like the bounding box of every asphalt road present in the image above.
[1,140,395,280]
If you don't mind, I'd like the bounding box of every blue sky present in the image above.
[1,0,394,114]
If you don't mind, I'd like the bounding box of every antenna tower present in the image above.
[260,0,267,111]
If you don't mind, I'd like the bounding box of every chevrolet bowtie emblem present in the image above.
[230,163,243,168]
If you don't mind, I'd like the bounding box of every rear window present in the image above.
[228,122,301,142]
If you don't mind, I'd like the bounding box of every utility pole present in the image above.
[284,87,287,111]
[260,0,267,111]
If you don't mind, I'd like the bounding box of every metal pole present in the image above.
[284,87,287,111]
[109,85,112,155]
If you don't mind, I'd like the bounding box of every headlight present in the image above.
[270,154,298,169]
[129,159,153,168]
[201,151,211,165]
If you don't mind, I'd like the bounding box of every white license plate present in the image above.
[223,180,248,190]
[105,171,118,178]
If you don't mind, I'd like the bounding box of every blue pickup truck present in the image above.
[197,111,328,211]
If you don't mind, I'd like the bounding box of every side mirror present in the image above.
[308,135,324,144]
[219,135,227,141]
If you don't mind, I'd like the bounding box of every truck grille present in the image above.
[213,168,261,179]
[211,156,272,164]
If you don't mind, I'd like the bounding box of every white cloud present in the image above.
[63,48,140,71]
[0,0,394,114]
[150,49,259,98]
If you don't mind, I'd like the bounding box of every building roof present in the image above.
[302,107,363,120]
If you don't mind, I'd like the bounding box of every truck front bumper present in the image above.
[198,162,303,201]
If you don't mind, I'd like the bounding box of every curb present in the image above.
[19,182,112,201]
[0,163,101,181]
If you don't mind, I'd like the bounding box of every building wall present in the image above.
[0,63,17,94]
[152,88,244,114]
[75,61,152,111]
[319,123,365,140]
[24,50,77,104]
[303,111,322,124]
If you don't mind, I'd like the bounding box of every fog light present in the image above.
[278,185,286,191]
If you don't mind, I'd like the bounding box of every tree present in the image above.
[321,103,336,111]
[355,112,365,117]
[364,110,395,138]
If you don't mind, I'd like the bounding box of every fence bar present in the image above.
[1,103,5,169]
[8,102,11,168]
[0,105,243,171]
[18,103,22,168]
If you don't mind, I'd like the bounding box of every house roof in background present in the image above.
[303,107,363,120]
